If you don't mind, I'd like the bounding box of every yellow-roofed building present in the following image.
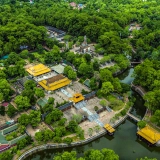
[104,124,115,135]
[69,93,84,103]
[38,74,71,91]
[26,64,51,76]
[137,126,160,144]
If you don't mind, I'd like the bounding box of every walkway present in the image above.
[127,113,141,122]
[81,106,104,127]
[131,83,146,97]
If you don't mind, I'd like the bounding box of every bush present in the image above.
[137,121,146,129]
[94,106,99,111]
[53,136,62,143]
[120,109,127,116]
[63,137,73,144]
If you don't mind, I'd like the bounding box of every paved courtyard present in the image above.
[26,122,50,138]
[70,81,90,93]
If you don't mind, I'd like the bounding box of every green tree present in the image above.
[58,118,67,126]
[0,106,5,116]
[137,121,146,129]
[76,126,84,139]
[100,99,107,107]
[0,70,6,79]
[24,80,36,90]
[72,114,82,123]
[0,149,14,160]
[94,125,101,133]
[43,129,55,142]
[14,95,30,111]
[54,151,77,160]
[68,70,77,80]
[88,128,93,136]
[45,109,63,124]
[18,114,30,126]
[53,136,61,143]
[0,79,12,101]
[150,110,160,126]
[64,66,72,75]
[101,148,119,160]
[139,158,157,160]
[84,54,91,62]
[35,132,43,142]
[67,120,78,132]
[84,149,104,160]
[29,111,41,127]
[34,87,45,98]
[63,137,73,144]
[7,104,17,117]
[19,50,29,59]
[101,82,114,95]
[78,63,93,78]
[100,69,113,82]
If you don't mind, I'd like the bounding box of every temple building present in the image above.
[137,126,160,146]
[69,93,84,103]
[104,124,115,136]
[38,74,71,91]
[26,64,51,77]
[79,36,90,53]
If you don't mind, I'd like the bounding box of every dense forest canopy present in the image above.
[0,0,159,59]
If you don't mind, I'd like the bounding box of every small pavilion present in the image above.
[137,126,160,145]
[69,93,84,103]
[26,64,51,77]
[104,124,115,135]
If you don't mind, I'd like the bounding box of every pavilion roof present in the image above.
[39,75,71,91]
[51,64,65,74]
[137,126,160,144]
[26,64,51,76]
[104,124,115,133]
[46,74,64,84]
[69,93,84,103]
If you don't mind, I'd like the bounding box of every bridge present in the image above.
[131,83,146,97]
[127,113,141,122]
[130,61,142,64]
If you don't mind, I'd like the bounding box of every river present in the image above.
[27,68,160,160]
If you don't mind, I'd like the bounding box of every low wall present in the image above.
[18,109,132,160]
[18,130,106,160]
